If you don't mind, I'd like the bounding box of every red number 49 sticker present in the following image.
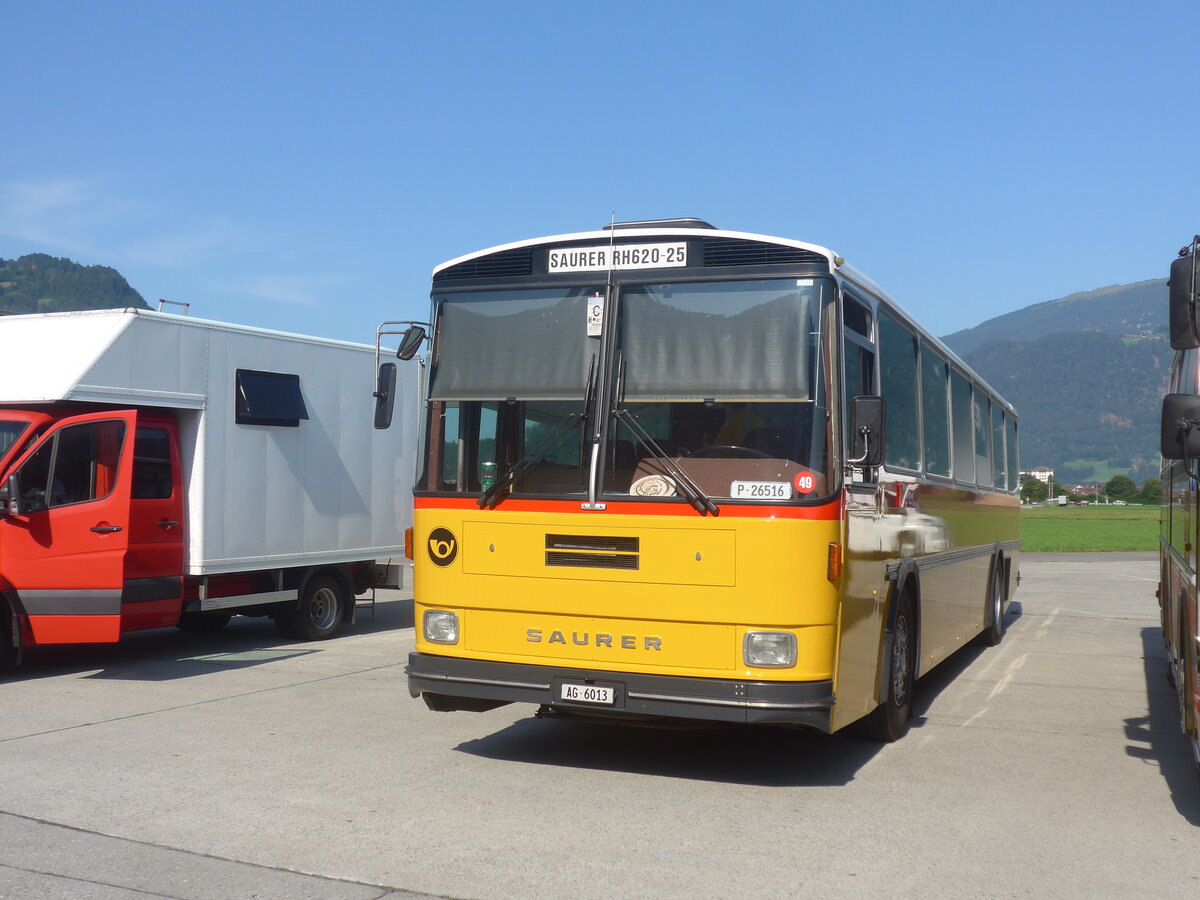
[793,472,816,494]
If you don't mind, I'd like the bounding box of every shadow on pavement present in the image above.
[1127,627,1200,825]
[454,605,1031,787]
[3,596,414,683]
[906,603,1022,727]
[455,715,882,787]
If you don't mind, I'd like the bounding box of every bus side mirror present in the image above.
[0,472,21,517]
[848,395,885,468]
[1170,243,1200,350]
[397,325,427,361]
[1161,393,1200,459]
[374,362,398,430]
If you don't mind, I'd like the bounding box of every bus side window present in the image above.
[1181,349,1199,395]
[973,393,992,487]
[950,372,974,484]
[1005,415,1019,491]
[921,348,951,477]
[878,310,919,470]
[842,294,875,397]
[844,342,873,398]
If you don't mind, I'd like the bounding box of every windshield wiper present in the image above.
[613,408,719,516]
[478,412,582,508]
[479,357,597,510]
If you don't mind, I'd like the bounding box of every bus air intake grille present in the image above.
[545,552,640,570]
[434,247,534,282]
[702,238,827,268]
[545,534,639,553]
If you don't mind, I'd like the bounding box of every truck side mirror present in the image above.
[1161,393,1200,459]
[0,472,21,517]
[1170,244,1200,350]
[374,362,398,430]
[396,325,426,361]
[848,395,885,468]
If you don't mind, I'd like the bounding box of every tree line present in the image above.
[1021,474,1160,505]
[0,253,148,314]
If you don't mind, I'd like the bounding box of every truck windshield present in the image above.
[421,287,602,495]
[0,420,30,461]
[604,278,836,503]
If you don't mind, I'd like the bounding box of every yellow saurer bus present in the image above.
[389,219,1020,741]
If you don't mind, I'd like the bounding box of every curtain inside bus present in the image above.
[429,288,600,401]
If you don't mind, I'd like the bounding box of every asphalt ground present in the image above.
[1,552,1198,899]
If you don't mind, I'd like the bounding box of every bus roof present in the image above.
[432,225,1015,416]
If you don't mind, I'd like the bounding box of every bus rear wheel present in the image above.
[978,558,1006,647]
[1177,614,1200,777]
[857,591,915,742]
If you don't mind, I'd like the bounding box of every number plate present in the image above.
[559,683,615,705]
[730,480,792,500]
[547,242,688,273]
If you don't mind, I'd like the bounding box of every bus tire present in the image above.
[858,590,915,742]
[978,557,1006,647]
[177,612,232,633]
[285,574,345,641]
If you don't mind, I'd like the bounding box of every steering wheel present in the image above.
[691,444,773,459]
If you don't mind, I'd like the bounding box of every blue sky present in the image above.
[2,1,1197,344]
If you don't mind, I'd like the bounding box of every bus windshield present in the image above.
[420,277,836,503]
[423,286,603,496]
[605,278,835,502]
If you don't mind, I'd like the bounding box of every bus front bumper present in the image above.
[407,652,835,729]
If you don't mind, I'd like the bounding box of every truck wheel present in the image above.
[177,612,232,633]
[856,590,915,742]
[0,608,23,671]
[286,574,345,641]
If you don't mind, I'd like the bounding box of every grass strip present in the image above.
[1020,504,1160,552]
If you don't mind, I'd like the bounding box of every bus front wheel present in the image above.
[857,590,915,742]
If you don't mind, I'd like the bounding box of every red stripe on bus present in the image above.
[414,496,841,520]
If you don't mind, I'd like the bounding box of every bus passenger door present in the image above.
[0,411,137,644]
[832,327,890,730]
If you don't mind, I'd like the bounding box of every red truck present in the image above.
[0,309,414,667]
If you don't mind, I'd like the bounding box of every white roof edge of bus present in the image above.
[433,229,1016,417]
[432,228,838,274]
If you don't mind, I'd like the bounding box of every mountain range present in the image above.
[944,279,1170,485]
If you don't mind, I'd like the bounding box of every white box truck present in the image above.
[0,309,415,667]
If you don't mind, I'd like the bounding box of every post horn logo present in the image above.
[427,527,458,567]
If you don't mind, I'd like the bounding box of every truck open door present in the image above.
[0,410,137,644]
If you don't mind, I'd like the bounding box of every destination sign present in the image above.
[547,242,687,273]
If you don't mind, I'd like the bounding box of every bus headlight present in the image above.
[743,631,797,668]
[423,610,460,644]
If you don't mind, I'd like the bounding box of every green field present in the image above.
[1020,504,1160,552]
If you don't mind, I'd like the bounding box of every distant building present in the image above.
[1021,467,1054,486]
